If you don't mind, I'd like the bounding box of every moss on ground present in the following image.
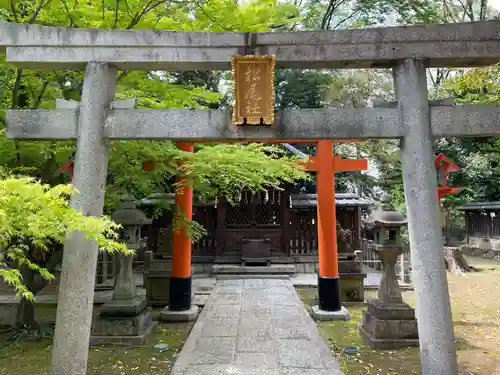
[297,267,500,375]
[298,288,421,375]
[0,307,191,375]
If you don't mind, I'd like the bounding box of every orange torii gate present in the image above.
[301,140,368,312]
[165,139,368,313]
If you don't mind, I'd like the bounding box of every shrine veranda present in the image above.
[2,19,500,375]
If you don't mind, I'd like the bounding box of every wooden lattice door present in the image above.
[223,190,286,257]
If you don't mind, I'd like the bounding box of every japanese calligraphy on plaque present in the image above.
[232,55,275,125]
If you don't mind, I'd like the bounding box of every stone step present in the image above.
[216,274,290,280]
[211,264,296,276]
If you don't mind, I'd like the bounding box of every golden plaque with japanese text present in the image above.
[232,55,275,125]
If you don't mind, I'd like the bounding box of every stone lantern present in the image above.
[91,195,156,346]
[358,194,419,349]
[110,195,152,299]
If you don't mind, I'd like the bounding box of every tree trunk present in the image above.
[444,247,475,274]
[15,297,38,329]
[14,265,49,329]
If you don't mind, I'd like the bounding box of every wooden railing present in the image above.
[192,205,217,256]
[467,211,500,239]
[289,207,318,255]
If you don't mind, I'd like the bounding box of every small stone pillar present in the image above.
[358,194,419,349]
[91,195,156,346]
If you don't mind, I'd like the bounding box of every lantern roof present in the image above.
[364,193,407,226]
[434,153,460,173]
[111,194,152,226]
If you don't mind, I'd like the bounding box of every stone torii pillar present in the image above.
[160,141,199,322]
[51,62,117,375]
[394,59,458,374]
[303,140,368,319]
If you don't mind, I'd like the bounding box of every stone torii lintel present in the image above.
[1,20,500,70]
[6,104,500,141]
[55,98,138,110]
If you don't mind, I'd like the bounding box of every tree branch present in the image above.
[114,0,120,28]
[9,0,19,23]
[28,0,51,24]
[330,8,362,30]
[321,0,350,29]
[11,69,23,109]
[31,79,49,109]
[126,0,164,29]
[59,0,76,27]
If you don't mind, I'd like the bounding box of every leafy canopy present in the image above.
[0,170,130,301]
[0,0,306,210]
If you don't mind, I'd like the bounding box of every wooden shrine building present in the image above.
[140,188,370,305]
[139,143,371,304]
[460,201,500,249]
[145,191,369,270]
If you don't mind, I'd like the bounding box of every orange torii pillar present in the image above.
[306,140,368,313]
[162,141,199,320]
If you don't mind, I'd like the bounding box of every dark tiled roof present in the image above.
[291,193,370,207]
[137,192,370,208]
[459,201,500,211]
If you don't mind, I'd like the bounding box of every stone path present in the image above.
[171,279,342,375]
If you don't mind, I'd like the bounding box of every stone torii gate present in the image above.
[3,20,500,375]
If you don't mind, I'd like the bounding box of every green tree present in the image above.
[0,0,306,207]
[0,169,129,328]
[0,0,308,332]
[440,66,500,203]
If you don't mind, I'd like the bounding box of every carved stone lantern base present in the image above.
[91,254,156,346]
[90,294,157,346]
[358,298,419,349]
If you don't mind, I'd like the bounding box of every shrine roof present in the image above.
[291,193,370,207]
[137,192,370,208]
[459,201,500,211]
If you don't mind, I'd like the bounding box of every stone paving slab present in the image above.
[291,270,413,290]
[0,270,409,305]
[0,278,215,305]
[171,279,343,375]
[0,270,399,305]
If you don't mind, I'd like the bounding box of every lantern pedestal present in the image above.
[99,295,147,317]
[90,300,156,346]
[358,299,419,349]
[359,194,419,349]
[91,255,156,346]
[358,246,419,349]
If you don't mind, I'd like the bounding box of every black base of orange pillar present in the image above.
[318,276,342,312]
[169,276,192,311]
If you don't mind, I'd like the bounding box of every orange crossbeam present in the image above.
[300,155,368,172]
